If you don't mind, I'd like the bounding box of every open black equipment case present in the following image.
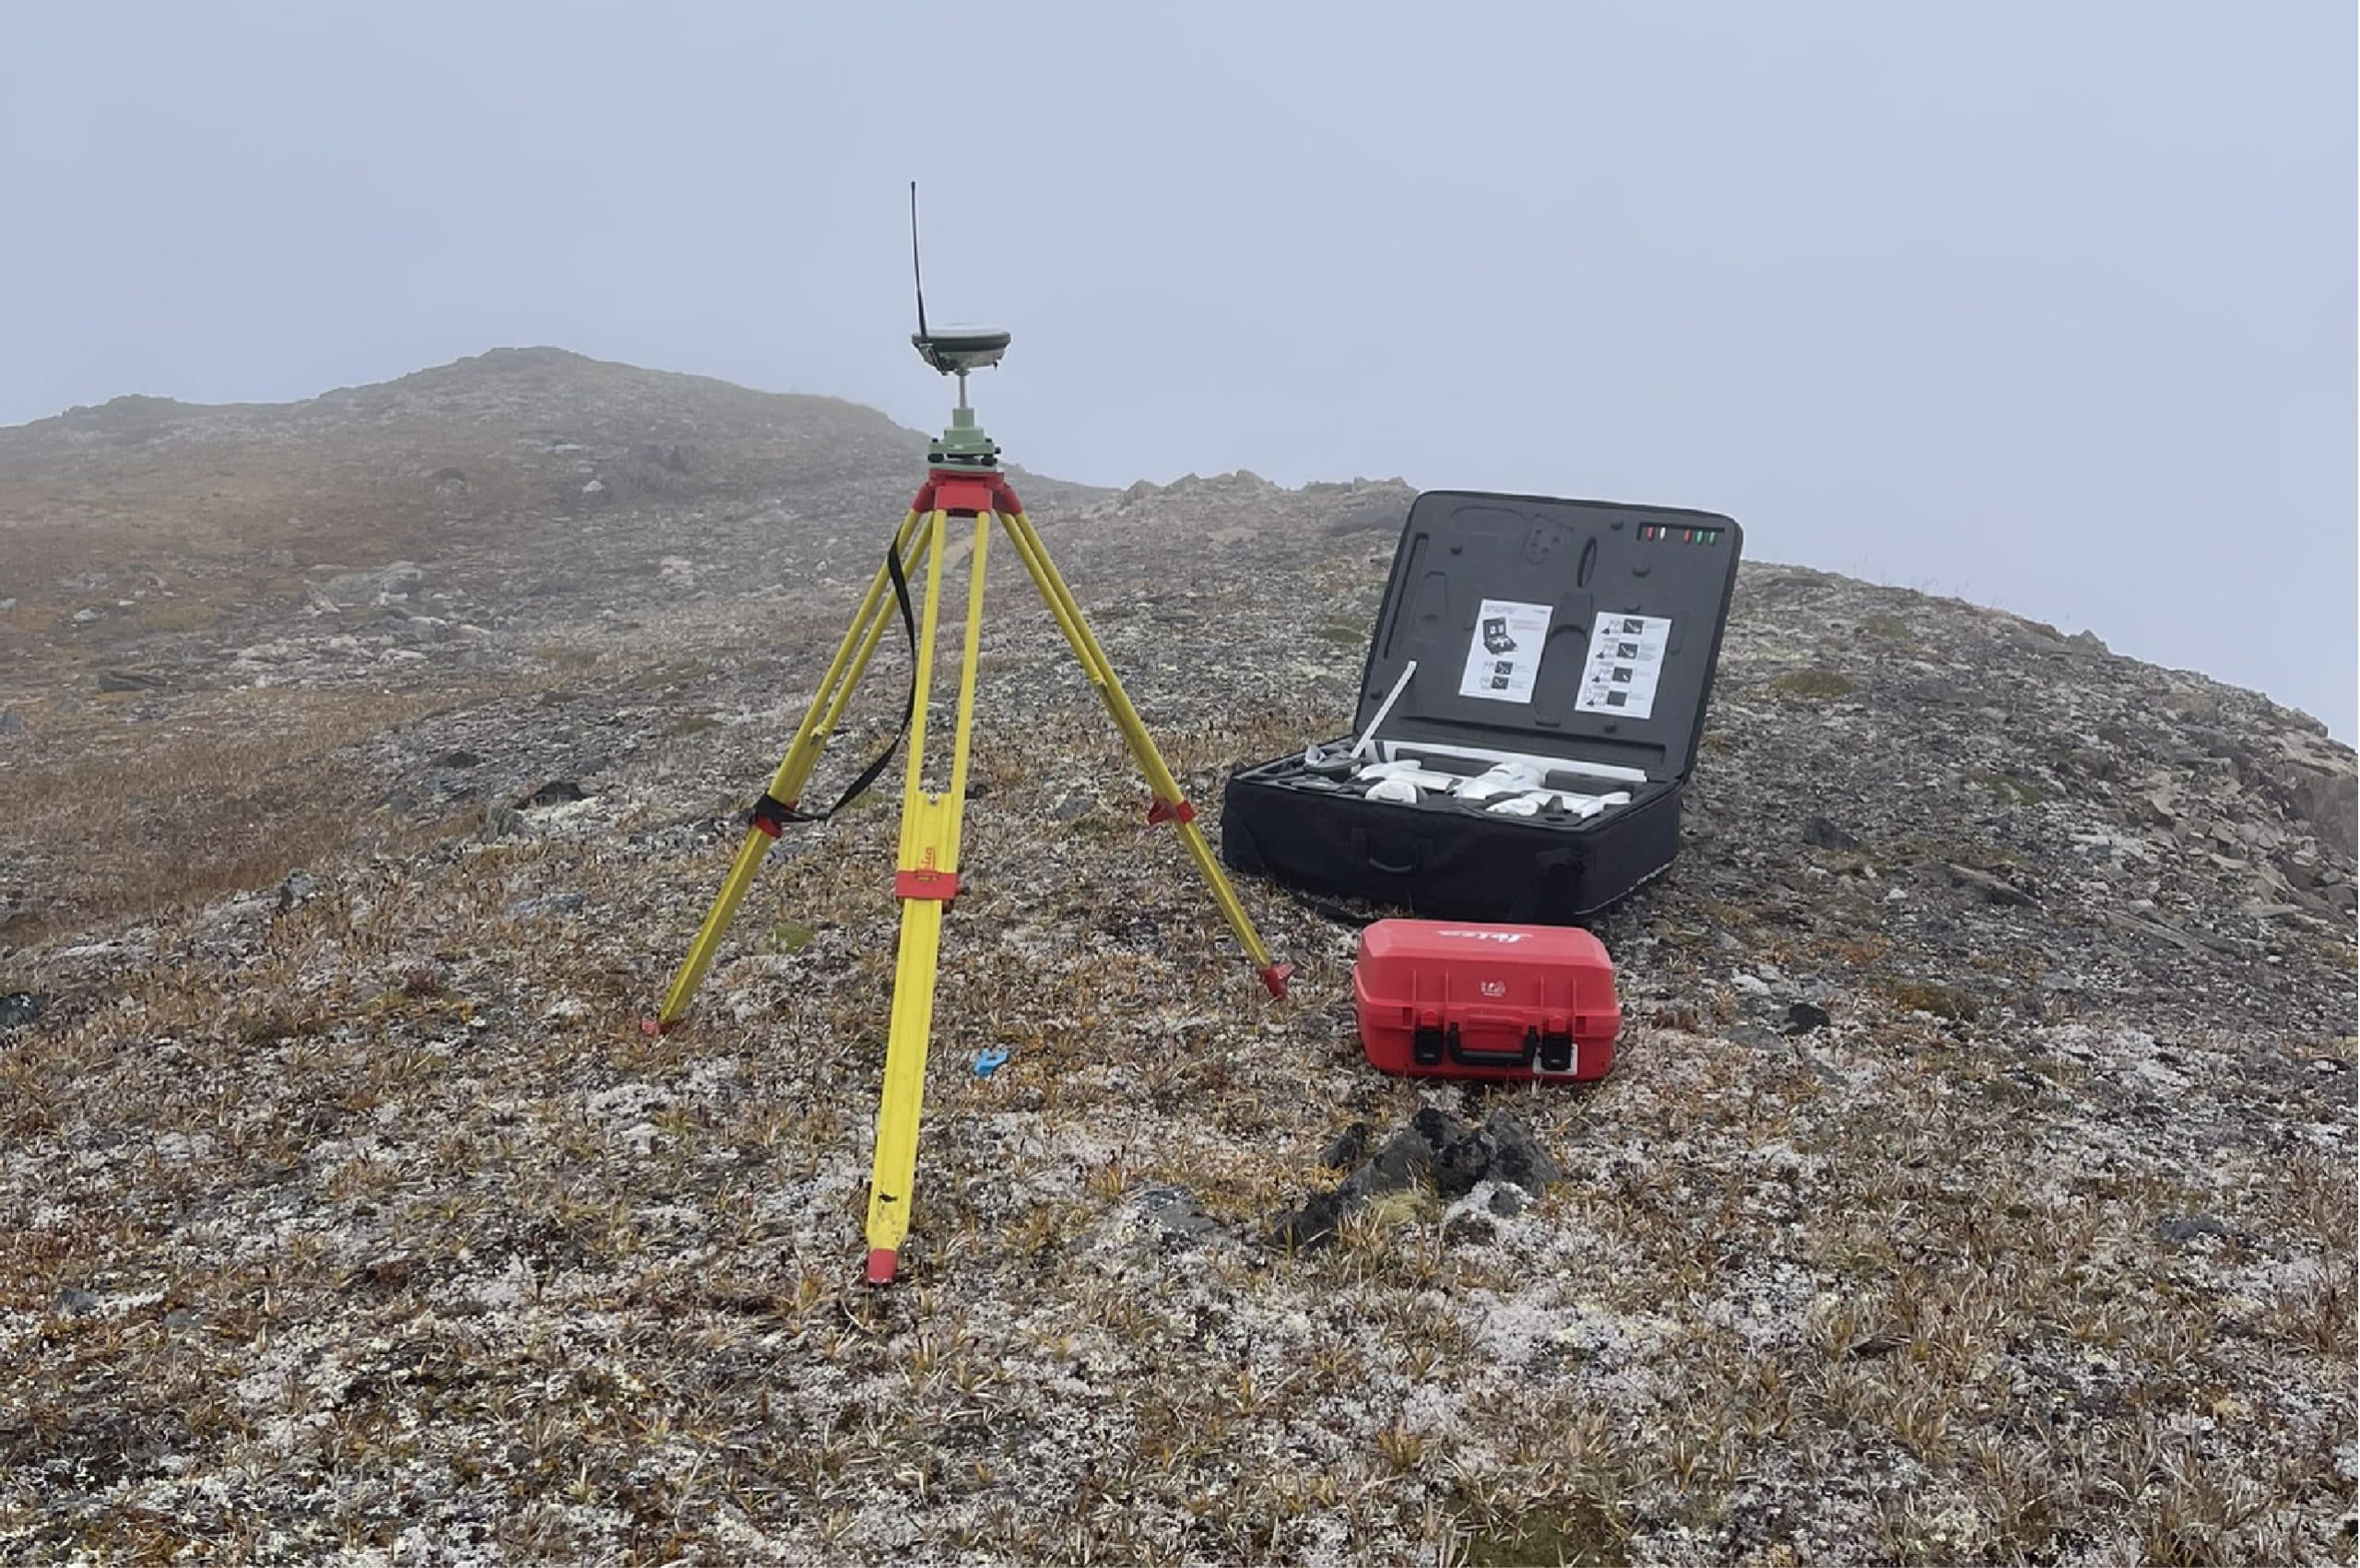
[1221,490,1742,924]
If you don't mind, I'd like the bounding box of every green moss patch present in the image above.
[1766,669,1858,701]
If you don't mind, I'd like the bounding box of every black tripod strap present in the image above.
[1285,886,1386,930]
[770,539,920,827]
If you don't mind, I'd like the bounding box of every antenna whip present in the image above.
[909,181,929,340]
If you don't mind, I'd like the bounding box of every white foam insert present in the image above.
[1379,739,1649,784]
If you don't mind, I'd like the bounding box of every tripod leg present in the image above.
[643,510,930,1032]
[995,510,1291,998]
[866,510,991,1283]
[761,509,934,814]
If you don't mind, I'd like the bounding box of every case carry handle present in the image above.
[1410,1024,1577,1072]
[1351,827,1422,878]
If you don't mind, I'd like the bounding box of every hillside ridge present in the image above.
[0,348,2354,1563]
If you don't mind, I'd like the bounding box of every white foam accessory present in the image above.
[1350,659,1419,761]
[1354,760,1459,791]
[1455,762,1546,802]
[1380,739,1648,784]
[1485,789,1634,819]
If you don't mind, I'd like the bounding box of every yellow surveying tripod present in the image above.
[643,322,1290,1284]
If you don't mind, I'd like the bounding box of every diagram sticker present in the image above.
[1457,598,1554,704]
[1575,613,1673,719]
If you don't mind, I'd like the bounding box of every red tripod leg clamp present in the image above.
[896,869,961,902]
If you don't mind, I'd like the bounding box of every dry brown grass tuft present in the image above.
[0,687,502,943]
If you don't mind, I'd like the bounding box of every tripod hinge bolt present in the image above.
[1148,798,1197,827]
[896,869,961,902]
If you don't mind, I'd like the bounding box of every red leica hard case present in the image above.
[1353,919,1621,1082]
[1221,490,1742,924]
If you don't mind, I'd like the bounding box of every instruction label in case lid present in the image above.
[1575,614,1672,720]
[1457,598,1552,704]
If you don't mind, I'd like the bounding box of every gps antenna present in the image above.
[905,185,1010,383]
[909,181,929,342]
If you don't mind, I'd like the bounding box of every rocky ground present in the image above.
[0,354,2353,1565]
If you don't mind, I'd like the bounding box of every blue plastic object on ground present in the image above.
[972,1046,1009,1078]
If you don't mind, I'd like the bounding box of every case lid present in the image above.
[1351,490,1743,783]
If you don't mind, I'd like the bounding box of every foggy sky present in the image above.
[6,3,2353,737]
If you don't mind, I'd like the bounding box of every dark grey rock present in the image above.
[1480,1109,1560,1194]
[1785,1001,1833,1034]
[320,561,423,604]
[276,871,318,913]
[0,992,44,1032]
[1268,1106,1561,1254]
[1326,500,1407,537]
[2155,1214,2231,1244]
[434,749,485,769]
[519,780,588,808]
[1487,1185,1528,1218]
[1137,1185,1223,1242]
[1412,1107,1491,1198]
[1802,816,1861,851]
[1268,1189,1352,1251]
[51,1288,100,1317]
[1319,1122,1369,1169]
[1443,1211,1497,1246]
[97,669,166,693]
[1946,863,2036,907]
[1362,1129,1433,1196]
[2269,760,2359,859]
[2065,747,2121,782]
[0,710,22,737]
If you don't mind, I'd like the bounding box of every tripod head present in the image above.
[907,183,1007,468]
